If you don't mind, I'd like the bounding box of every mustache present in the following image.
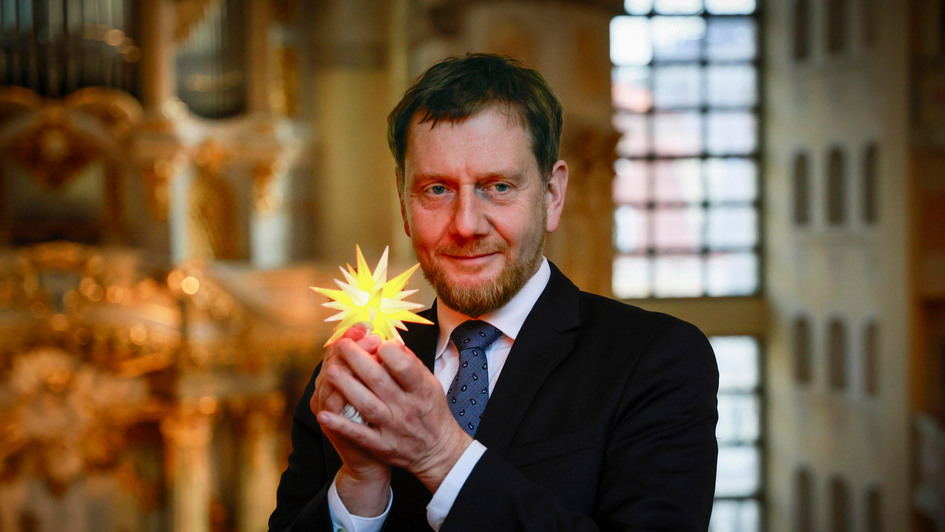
[435,241,507,256]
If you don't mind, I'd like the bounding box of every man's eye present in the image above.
[493,183,510,192]
[428,185,447,195]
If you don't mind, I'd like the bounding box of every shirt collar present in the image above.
[435,258,551,357]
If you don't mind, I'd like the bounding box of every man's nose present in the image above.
[450,187,487,238]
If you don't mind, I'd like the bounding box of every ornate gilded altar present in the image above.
[0,1,318,531]
[0,242,325,532]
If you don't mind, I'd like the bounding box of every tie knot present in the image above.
[450,320,502,353]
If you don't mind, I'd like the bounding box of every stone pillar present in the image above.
[135,0,184,257]
[138,0,176,112]
[161,406,214,532]
[246,0,272,115]
[236,394,287,532]
[306,0,399,266]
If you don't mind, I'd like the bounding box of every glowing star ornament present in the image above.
[312,245,432,346]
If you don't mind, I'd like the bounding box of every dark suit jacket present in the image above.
[269,263,719,531]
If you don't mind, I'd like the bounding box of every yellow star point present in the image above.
[311,245,432,346]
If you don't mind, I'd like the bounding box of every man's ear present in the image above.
[544,160,568,233]
[397,172,411,237]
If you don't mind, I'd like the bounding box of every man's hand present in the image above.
[316,339,473,493]
[311,326,391,517]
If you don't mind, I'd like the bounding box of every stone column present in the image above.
[135,0,184,257]
[236,394,287,532]
[161,406,214,532]
[306,0,399,265]
[246,0,272,115]
[138,0,176,112]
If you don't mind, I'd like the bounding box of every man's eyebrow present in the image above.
[482,170,527,182]
[409,172,449,183]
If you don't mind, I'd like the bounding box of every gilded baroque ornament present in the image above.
[0,87,142,191]
[144,155,187,222]
[9,108,103,190]
[252,159,286,214]
[0,347,151,489]
[188,140,239,260]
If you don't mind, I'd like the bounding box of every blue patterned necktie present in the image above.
[447,320,503,436]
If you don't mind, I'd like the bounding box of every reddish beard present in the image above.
[417,236,545,317]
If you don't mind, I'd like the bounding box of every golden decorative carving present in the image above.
[0,86,45,124]
[7,107,103,190]
[143,155,186,222]
[64,87,144,141]
[0,242,302,530]
[160,405,214,450]
[0,87,142,241]
[252,159,285,214]
[0,347,152,489]
[166,259,255,370]
[188,140,239,260]
[272,46,300,117]
[145,159,173,222]
[0,242,183,374]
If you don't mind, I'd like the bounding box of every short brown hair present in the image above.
[387,53,563,190]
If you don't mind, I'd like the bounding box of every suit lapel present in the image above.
[474,263,582,456]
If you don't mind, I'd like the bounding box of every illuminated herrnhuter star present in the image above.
[312,245,432,346]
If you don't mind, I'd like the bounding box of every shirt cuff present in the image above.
[426,440,487,530]
[327,475,392,532]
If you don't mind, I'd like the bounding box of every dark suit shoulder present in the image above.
[572,290,718,386]
[576,290,702,341]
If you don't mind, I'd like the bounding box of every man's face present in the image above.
[399,105,567,317]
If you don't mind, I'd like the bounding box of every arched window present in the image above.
[827,0,848,53]
[794,152,811,225]
[611,2,761,298]
[862,143,879,224]
[828,318,846,390]
[864,321,879,395]
[793,0,811,60]
[795,468,814,532]
[827,148,846,226]
[829,476,851,532]
[794,316,812,383]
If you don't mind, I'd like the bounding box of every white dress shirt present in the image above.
[328,259,552,532]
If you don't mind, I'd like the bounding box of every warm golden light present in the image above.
[197,396,217,415]
[106,285,126,304]
[129,324,148,346]
[50,313,69,332]
[181,276,200,295]
[311,246,431,345]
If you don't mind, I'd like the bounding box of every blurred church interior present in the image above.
[0,0,942,531]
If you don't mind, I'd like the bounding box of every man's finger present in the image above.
[375,340,429,392]
[356,333,383,353]
[316,410,385,452]
[337,340,402,400]
[325,362,390,426]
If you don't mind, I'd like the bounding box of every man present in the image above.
[270,54,718,532]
